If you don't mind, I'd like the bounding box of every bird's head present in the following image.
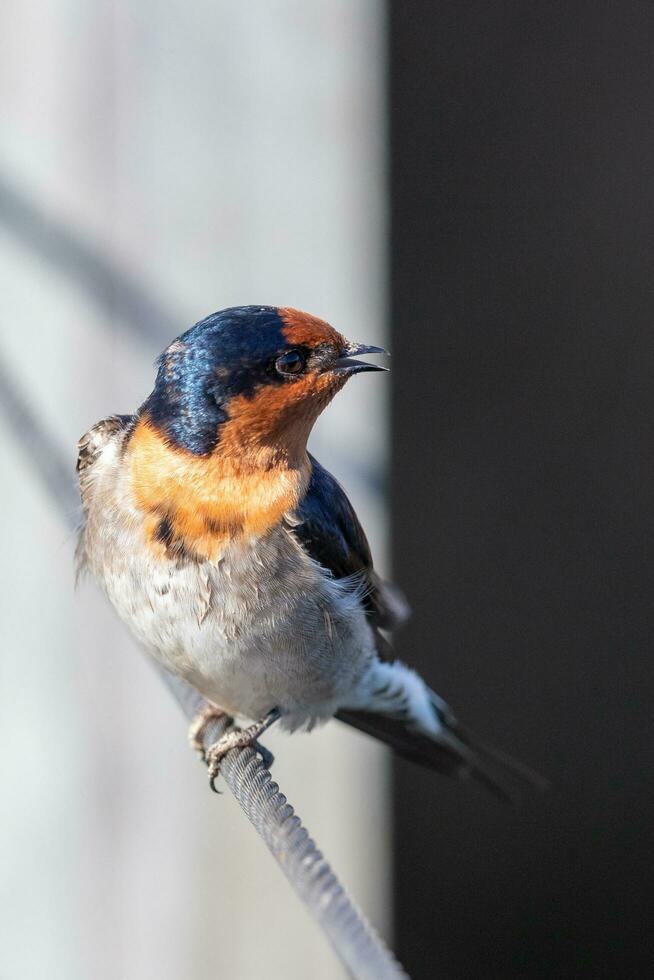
[141,305,387,464]
[128,306,386,556]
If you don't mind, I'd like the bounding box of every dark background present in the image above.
[391,3,653,977]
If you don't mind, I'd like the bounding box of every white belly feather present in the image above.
[80,450,376,730]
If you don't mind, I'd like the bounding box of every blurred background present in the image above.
[0,4,389,980]
[1,2,652,979]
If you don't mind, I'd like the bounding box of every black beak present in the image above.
[331,342,390,375]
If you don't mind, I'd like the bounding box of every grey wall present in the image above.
[0,4,390,979]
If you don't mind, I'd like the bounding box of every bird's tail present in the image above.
[337,660,547,804]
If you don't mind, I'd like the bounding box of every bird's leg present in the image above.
[188,702,231,759]
[205,708,281,792]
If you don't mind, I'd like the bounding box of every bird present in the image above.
[77,304,543,800]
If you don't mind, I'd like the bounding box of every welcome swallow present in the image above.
[77,305,542,798]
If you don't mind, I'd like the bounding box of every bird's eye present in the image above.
[275,350,306,376]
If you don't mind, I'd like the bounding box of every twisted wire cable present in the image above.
[161,672,408,980]
[0,355,409,980]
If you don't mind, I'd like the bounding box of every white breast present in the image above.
[79,440,375,730]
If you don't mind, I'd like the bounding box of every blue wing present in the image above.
[292,458,546,799]
[289,455,408,631]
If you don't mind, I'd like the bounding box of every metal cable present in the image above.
[160,672,409,980]
[0,355,409,980]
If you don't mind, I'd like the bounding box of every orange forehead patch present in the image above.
[278,307,346,351]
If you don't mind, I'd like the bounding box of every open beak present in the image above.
[331,342,389,375]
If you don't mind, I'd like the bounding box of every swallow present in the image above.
[77,305,543,799]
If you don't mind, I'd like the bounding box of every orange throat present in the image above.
[127,418,311,561]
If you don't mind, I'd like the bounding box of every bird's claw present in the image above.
[188,703,230,759]
[254,740,275,770]
[204,708,281,792]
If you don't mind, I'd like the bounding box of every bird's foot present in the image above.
[188,703,230,760]
[205,708,281,792]
[254,740,275,771]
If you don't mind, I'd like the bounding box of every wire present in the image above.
[160,672,409,980]
[0,355,409,980]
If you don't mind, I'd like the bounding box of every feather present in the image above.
[336,705,548,805]
[288,455,409,630]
